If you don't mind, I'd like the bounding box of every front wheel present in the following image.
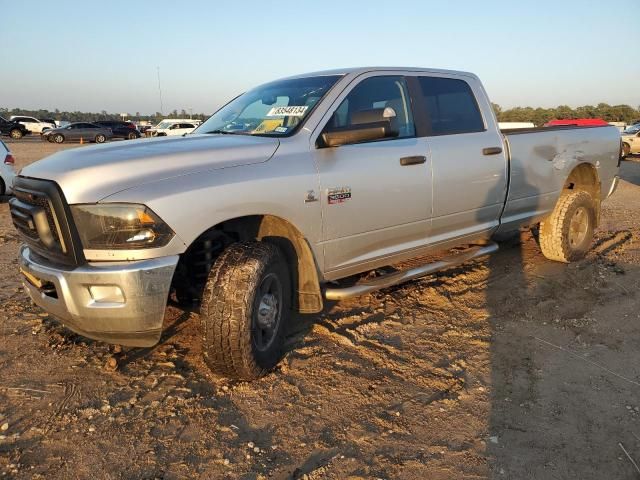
[539,190,596,263]
[127,132,138,140]
[622,143,631,158]
[95,134,106,143]
[200,242,291,380]
[53,134,64,144]
[9,129,23,140]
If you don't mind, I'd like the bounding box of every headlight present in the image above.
[70,203,174,250]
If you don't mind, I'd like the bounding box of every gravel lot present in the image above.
[1,139,639,479]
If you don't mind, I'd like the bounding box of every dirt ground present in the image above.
[1,139,639,479]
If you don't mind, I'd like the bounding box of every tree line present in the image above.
[2,103,640,127]
[492,103,640,126]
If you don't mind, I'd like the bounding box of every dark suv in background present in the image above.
[94,120,141,140]
[0,117,30,139]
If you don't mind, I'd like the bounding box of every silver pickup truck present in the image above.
[10,67,622,379]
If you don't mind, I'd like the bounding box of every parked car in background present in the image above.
[0,140,16,195]
[544,118,609,127]
[0,116,30,139]
[608,121,627,132]
[39,118,59,128]
[41,122,113,144]
[145,119,198,137]
[94,120,141,140]
[621,124,640,157]
[9,116,56,134]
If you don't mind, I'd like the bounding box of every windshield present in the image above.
[156,121,174,129]
[195,75,342,136]
[623,126,640,134]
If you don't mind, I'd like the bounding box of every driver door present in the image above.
[313,75,432,277]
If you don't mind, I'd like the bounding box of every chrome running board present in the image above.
[324,242,499,300]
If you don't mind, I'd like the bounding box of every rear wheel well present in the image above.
[172,215,323,313]
[562,163,601,224]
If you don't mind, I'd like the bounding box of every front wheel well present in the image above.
[172,215,323,314]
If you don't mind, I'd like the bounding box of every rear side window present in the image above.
[417,77,484,135]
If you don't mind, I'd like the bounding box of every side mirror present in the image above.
[320,107,398,148]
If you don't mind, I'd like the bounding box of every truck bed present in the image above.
[497,124,621,234]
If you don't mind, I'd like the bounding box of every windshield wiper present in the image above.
[205,129,245,135]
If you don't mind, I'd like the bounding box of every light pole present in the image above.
[157,66,164,115]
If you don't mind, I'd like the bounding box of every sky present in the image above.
[0,0,637,115]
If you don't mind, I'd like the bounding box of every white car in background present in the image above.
[621,124,640,157]
[0,140,16,196]
[145,119,199,137]
[9,116,56,134]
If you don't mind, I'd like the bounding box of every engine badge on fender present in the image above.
[327,186,351,205]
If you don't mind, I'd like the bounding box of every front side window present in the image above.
[196,75,342,136]
[328,76,415,138]
[417,77,485,135]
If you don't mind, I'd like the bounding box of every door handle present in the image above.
[482,147,503,155]
[400,155,427,166]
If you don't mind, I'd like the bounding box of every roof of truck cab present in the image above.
[278,67,479,80]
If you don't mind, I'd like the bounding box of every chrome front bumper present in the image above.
[18,246,179,347]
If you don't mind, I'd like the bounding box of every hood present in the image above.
[21,134,280,203]
[43,126,67,134]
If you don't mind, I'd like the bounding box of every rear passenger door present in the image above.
[415,75,507,244]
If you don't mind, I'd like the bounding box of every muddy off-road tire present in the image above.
[539,190,596,263]
[200,242,291,380]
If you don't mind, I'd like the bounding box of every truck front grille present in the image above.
[9,177,83,266]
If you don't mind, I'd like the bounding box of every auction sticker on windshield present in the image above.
[266,106,308,117]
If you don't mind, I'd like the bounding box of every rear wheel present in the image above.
[95,134,106,143]
[200,242,291,380]
[53,134,64,144]
[0,178,5,196]
[539,190,595,263]
[9,129,23,140]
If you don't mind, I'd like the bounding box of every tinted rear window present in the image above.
[417,77,485,135]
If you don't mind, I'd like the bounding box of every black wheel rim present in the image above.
[252,273,283,352]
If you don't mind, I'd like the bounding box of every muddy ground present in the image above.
[1,139,639,479]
